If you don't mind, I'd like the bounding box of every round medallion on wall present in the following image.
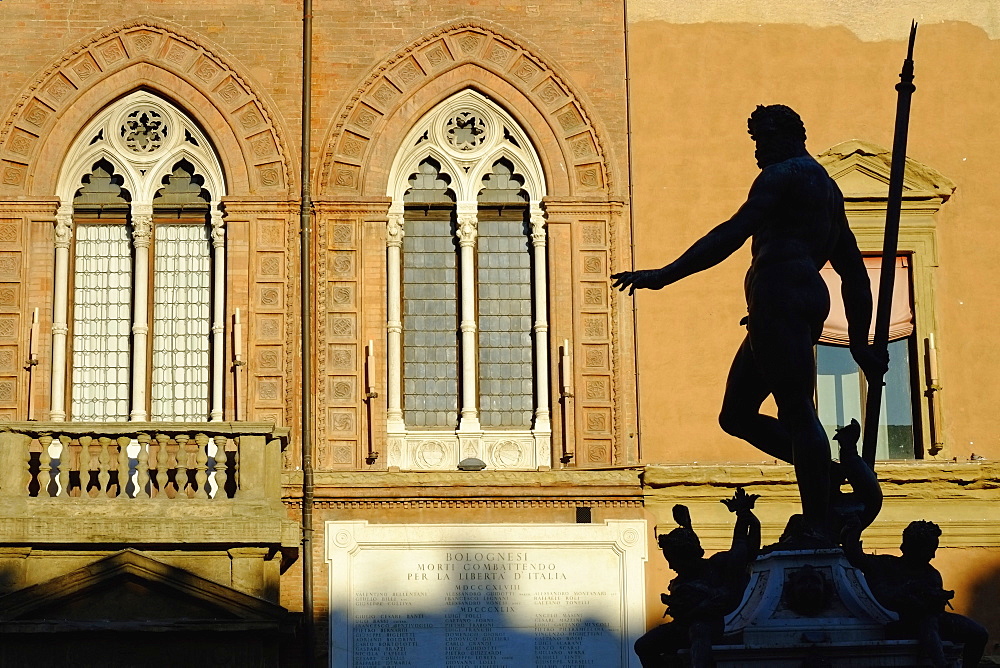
[490,439,524,468]
[414,440,448,468]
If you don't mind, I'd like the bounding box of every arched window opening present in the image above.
[385,90,550,470]
[401,159,459,428]
[52,91,226,423]
[151,160,213,421]
[70,160,133,421]
[477,159,532,429]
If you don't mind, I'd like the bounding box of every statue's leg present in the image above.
[718,335,794,464]
[634,622,689,668]
[749,313,831,527]
[915,614,947,668]
[687,620,715,668]
[940,612,989,668]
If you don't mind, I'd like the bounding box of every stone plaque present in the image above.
[326,520,647,667]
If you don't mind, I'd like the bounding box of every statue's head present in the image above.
[658,504,704,570]
[900,520,941,563]
[747,104,807,168]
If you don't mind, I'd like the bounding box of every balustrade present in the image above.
[0,423,285,502]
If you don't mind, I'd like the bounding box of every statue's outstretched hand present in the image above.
[610,268,670,295]
[721,486,760,515]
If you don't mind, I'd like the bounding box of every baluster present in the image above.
[97,437,111,496]
[57,435,70,498]
[135,433,151,499]
[175,434,190,499]
[233,436,240,491]
[116,437,131,498]
[155,434,170,498]
[78,436,92,498]
[38,435,52,497]
[213,434,228,498]
[193,433,209,499]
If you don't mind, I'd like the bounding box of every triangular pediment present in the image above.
[817,139,956,202]
[0,549,286,624]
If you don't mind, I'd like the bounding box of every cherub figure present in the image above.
[843,520,988,668]
[634,487,761,668]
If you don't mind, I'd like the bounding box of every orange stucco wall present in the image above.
[628,20,1000,464]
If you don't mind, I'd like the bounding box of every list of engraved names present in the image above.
[346,547,624,667]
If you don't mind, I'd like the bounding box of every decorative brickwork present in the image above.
[0,20,292,197]
[319,21,613,197]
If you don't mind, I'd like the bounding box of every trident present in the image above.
[862,21,918,467]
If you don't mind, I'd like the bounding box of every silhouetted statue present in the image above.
[843,520,988,668]
[612,105,885,537]
[829,418,882,535]
[762,419,884,554]
[634,488,760,668]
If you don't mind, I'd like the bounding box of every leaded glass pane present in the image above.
[151,223,211,421]
[816,339,916,460]
[402,209,459,428]
[476,207,533,428]
[71,224,132,421]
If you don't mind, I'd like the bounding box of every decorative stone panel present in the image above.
[314,209,369,470]
[576,219,615,465]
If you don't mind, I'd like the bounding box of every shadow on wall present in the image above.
[966,559,1000,660]
[330,585,624,667]
[0,554,293,667]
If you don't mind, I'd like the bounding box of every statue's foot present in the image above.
[761,514,839,552]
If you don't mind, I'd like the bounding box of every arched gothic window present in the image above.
[52,91,226,422]
[385,90,550,470]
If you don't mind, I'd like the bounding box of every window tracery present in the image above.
[51,91,226,423]
[384,89,550,470]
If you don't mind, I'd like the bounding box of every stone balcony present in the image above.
[0,422,299,602]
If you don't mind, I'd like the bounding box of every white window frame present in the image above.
[384,90,551,470]
[52,91,227,422]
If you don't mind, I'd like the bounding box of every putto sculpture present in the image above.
[843,520,988,668]
[634,488,760,668]
[612,104,885,538]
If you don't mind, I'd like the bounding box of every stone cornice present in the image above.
[219,198,298,215]
[0,200,60,214]
[2,421,289,443]
[282,468,644,502]
[312,198,392,216]
[642,462,1000,492]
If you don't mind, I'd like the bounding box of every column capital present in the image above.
[210,209,225,248]
[457,214,477,246]
[54,209,73,249]
[387,212,404,247]
[132,213,152,247]
[530,207,547,248]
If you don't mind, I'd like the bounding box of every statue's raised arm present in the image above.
[610,169,779,296]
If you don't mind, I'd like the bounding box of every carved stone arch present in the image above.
[388,89,545,204]
[58,91,226,206]
[0,19,293,197]
[319,20,617,198]
[67,150,139,205]
[473,150,535,200]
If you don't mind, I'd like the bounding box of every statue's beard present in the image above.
[754,139,806,168]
